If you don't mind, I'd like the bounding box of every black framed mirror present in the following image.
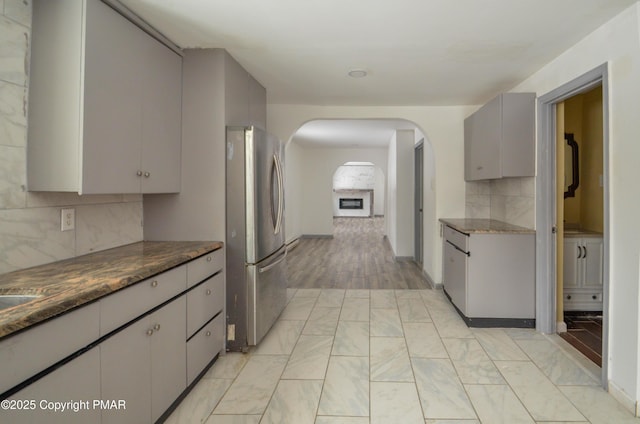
[564,132,579,198]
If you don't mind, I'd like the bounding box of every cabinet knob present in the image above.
[146,329,154,336]
[154,324,161,331]
[592,295,597,300]
[144,171,150,178]
[136,170,143,177]
[476,166,483,170]
[206,331,211,337]
[151,280,158,288]
[206,256,212,262]
[206,289,212,295]
[567,295,572,300]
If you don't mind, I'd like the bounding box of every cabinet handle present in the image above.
[206,331,211,337]
[476,166,483,170]
[206,289,212,295]
[144,172,150,178]
[206,256,212,262]
[136,170,143,177]
[146,329,154,336]
[154,324,161,331]
[583,246,587,258]
[577,246,583,259]
[151,280,158,288]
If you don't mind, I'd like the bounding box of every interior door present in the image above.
[415,141,424,265]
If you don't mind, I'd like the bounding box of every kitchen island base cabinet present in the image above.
[442,223,535,327]
[100,296,186,424]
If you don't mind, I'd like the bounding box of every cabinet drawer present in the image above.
[564,291,602,303]
[186,314,224,385]
[187,249,223,288]
[444,225,468,251]
[100,265,187,335]
[0,302,99,394]
[187,273,224,338]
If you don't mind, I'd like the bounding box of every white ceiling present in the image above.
[293,119,419,148]
[116,0,636,146]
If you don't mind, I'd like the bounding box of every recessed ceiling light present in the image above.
[348,69,368,78]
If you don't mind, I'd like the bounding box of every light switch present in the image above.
[61,208,75,231]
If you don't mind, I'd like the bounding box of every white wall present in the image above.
[0,2,143,274]
[283,144,388,239]
[511,3,640,407]
[386,133,397,249]
[270,106,472,284]
[386,130,414,258]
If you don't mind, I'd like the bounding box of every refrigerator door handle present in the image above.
[274,154,284,235]
[259,249,287,273]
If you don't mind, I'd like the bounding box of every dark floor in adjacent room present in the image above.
[560,312,603,367]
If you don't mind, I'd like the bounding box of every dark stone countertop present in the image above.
[0,241,223,340]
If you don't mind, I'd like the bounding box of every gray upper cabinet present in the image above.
[464,93,535,181]
[27,0,182,194]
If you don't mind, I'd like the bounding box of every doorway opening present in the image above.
[555,86,604,367]
[536,63,609,387]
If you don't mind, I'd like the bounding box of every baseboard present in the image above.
[608,380,639,417]
[443,288,535,328]
[394,256,414,262]
[286,238,300,252]
[557,321,568,333]
[301,234,333,239]
[422,270,440,289]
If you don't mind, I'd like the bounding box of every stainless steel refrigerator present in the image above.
[226,126,287,351]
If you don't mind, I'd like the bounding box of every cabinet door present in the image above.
[563,238,580,289]
[464,96,502,181]
[3,349,101,424]
[443,241,467,314]
[583,238,603,289]
[82,0,143,194]
[100,317,151,424]
[150,297,186,422]
[140,35,182,194]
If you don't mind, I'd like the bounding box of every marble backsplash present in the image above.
[465,177,535,229]
[0,1,144,274]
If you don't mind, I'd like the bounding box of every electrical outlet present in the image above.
[61,208,75,231]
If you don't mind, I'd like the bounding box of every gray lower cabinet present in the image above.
[0,250,224,423]
[3,349,101,424]
[443,225,535,325]
[101,296,186,424]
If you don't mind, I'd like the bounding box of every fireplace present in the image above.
[339,198,364,210]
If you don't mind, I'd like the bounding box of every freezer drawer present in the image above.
[247,246,287,346]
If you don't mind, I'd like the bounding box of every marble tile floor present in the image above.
[165,288,639,424]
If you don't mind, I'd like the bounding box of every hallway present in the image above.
[287,218,429,290]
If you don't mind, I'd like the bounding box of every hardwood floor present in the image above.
[559,312,603,367]
[286,217,430,289]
